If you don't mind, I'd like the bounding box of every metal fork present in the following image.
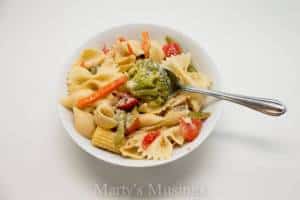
[166,69,287,116]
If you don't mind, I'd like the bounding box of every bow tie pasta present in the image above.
[60,32,211,160]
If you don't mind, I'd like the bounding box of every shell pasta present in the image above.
[60,32,211,160]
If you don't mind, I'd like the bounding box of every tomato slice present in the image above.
[142,130,160,149]
[116,93,139,111]
[192,119,202,130]
[126,117,140,135]
[162,43,181,57]
[179,117,202,142]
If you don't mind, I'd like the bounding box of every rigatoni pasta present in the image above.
[60,32,211,160]
[92,127,120,153]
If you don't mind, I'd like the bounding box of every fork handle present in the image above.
[182,86,286,116]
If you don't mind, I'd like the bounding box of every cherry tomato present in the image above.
[179,117,202,142]
[192,119,202,130]
[142,130,160,149]
[162,43,181,57]
[116,93,139,111]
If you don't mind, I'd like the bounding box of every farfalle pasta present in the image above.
[60,32,211,160]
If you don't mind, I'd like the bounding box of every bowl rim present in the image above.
[58,23,223,167]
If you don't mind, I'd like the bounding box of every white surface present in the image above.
[59,24,223,167]
[0,0,299,199]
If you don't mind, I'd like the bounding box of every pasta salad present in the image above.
[61,32,211,160]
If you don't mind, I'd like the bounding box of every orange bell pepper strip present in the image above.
[127,43,134,55]
[126,117,141,135]
[141,31,150,58]
[76,76,128,108]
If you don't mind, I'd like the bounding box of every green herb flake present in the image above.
[189,112,211,120]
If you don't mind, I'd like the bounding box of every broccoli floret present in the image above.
[126,60,171,106]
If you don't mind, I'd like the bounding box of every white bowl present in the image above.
[58,24,222,167]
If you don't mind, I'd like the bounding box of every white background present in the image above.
[0,0,299,199]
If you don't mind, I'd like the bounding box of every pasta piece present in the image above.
[92,127,120,153]
[140,108,188,131]
[120,146,144,159]
[68,51,123,91]
[68,68,123,93]
[93,64,122,81]
[112,40,136,70]
[102,55,115,67]
[94,100,117,129]
[164,52,191,71]
[163,53,211,111]
[121,127,182,160]
[115,40,130,55]
[142,134,173,160]
[79,48,105,67]
[121,129,173,160]
[180,73,209,111]
[60,89,94,109]
[165,93,190,107]
[67,64,121,93]
[112,40,131,66]
[118,63,135,72]
[139,113,164,127]
[67,67,92,90]
[162,53,193,84]
[94,93,118,107]
[120,131,145,159]
[162,108,189,126]
[115,55,136,72]
[115,54,136,65]
[149,40,165,63]
[127,40,144,56]
[186,92,207,112]
[138,92,189,114]
[73,107,96,139]
[138,103,166,114]
[68,79,105,93]
[163,126,184,146]
[189,71,212,89]
[163,53,211,88]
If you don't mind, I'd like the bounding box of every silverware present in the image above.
[166,69,287,116]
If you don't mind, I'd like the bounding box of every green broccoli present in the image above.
[126,60,171,106]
